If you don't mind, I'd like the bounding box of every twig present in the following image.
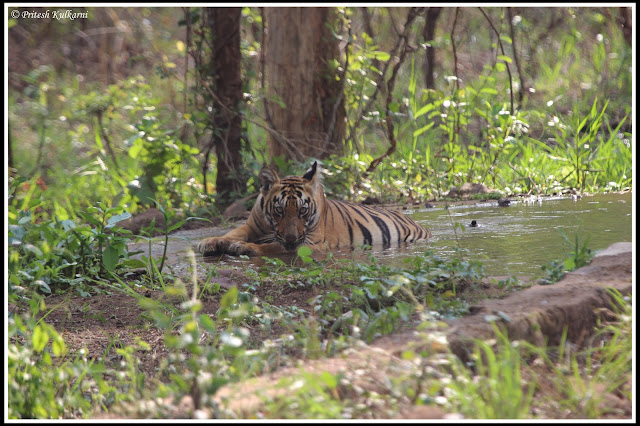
[507,7,526,105]
[362,8,423,178]
[96,110,121,175]
[200,77,304,162]
[347,7,422,154]
[450,8,460,94]
[479,7,514,114]
[450,7,461,139]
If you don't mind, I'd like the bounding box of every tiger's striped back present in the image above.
[321,199,430,250]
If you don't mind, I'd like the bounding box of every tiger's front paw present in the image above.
[197,237,258,257]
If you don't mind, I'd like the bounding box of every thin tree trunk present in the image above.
[207,8,245,209]
[423,7,441,90]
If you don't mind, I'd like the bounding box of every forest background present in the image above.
[8,6,633,217]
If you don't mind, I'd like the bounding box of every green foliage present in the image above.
[521,289,632,418]
[7,299,142,419]
[446,325,536,419]
[126,106,199,206]
[540,230,593,285]
[244,250,483,350]
[8,198,133,296]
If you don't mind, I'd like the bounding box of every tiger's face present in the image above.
[258,161,324,251]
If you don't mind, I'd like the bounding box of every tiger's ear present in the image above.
[259,165,280,194]
[302,161,323,191]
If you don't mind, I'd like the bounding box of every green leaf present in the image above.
[32,325,49,352]
[497,55,512,63]
[23,243,43,257]
[199,314,217,335]
[414,103,435,119]
[119,258,147,269]
[367,51,390,61]
[128,139,144,158]
[297,246,313,257]
[78,210,102,227]
[94,119,104,151]
[106,212,132,228]
[51,336,66,357]
[168,219,188,232]
[34,279,51,294]
[102,245,121,272]
[500,35,513,44]
[321,371,338,389]
[220,286,239,309]
[413,122,435,137]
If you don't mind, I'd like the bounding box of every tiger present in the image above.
[197,161,431,257]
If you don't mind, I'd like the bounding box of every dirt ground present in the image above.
[28,265,512,380]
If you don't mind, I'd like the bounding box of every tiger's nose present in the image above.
[284,234,297,244]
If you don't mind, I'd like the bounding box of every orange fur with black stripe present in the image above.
[197,162,431,257]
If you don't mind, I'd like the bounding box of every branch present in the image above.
[450,8,460,94]
[479,7,515,114]
[199,77,305,162]
[347,7,422,154]
[362,8,423,179]
[507,7,526,105]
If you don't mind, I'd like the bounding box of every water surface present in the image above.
[406,192,633,276]
[204,192,633,278]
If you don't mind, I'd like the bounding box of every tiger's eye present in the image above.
[299,206,309,217]
[274,205,284,216]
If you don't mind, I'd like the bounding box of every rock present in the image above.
[445,183,494,199]
[362,196,381,205]
[222,200,249,220]
[118,208,166,236]
[398,405,447,419]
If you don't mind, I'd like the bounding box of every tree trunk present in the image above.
[618,7,632,46]
[264,7,345,162]
[206,8,245,209]
[423,7,441,90]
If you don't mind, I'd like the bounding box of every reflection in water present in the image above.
[203,192,632,277]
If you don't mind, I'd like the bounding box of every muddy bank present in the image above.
[447,242,632,363]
